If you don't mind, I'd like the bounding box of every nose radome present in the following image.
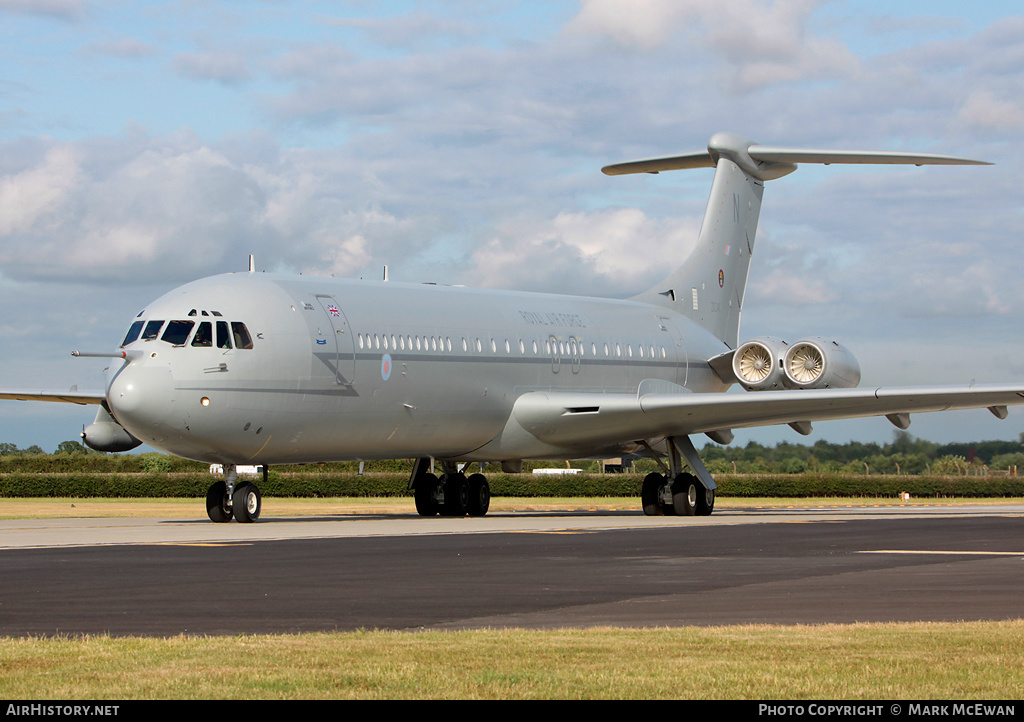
[107,363,176,440]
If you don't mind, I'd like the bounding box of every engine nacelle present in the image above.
[732,337,790,391]
[81,406,142,452]
[783,337,861,390]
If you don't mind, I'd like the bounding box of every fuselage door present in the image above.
[660,316,688,387]
[315,295,356,385]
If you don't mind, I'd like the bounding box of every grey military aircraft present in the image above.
[3,132,1022,523]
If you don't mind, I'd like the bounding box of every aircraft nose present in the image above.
[106,362,176,442]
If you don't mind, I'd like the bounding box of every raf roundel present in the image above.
[381,353,392,381]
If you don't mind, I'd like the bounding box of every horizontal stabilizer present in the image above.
[748,146,991,167]
[602,133,990,178]
[602,152,716,176]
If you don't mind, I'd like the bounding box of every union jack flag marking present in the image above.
[327,304,340,317]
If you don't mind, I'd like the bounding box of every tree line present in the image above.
[1,431,1022,476]
[698,431,1024,475]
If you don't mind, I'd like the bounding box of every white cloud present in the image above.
[956,90,1024,133]
[566,0,859,89]
[0,0,84,21]
[468,208,701,296]
[174,52,253,84]
[0,145,81,236]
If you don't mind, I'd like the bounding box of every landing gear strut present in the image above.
[410,458,491,517]
[640,436,716,517]
[205,463,264,523]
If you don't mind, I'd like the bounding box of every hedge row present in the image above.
[2,472,1024,499]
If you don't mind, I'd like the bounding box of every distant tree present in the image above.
[56,440,88,455]
[22,445,44,455]
[0,442,18,455]
[932,455,969,476]
[989,453,1024,473]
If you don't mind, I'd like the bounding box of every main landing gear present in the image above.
[639,435,717,517]
[411,458,490,517]
[206,463,264,523]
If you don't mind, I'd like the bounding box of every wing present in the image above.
[0,389,106,405]
[508,384,1024,449]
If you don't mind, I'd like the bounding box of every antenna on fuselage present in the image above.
[248,255,256,273]
[383,265,389,282]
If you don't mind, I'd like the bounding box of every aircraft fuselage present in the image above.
[106,272,730,465]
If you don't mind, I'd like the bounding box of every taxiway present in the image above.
[1,505,1022,635]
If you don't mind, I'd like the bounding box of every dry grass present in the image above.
[2,622,1023,699]
[0,495,1011,519]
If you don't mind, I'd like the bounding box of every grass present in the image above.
[1,623,1023,699]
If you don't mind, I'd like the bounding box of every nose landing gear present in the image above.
[205,463,264,523]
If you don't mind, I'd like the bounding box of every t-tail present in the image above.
[603,132,989,349]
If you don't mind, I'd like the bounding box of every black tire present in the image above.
[232,481,261,523]
[415,473,440,516]
[641,473,665,516]
[467,473,490,516]
[443,473,470,516]
[672,473,698,516]
[206,481,232,523]
[696,484,715,516]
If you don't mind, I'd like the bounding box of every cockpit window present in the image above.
[232,322,254,350]
[141,320,164,341]
[161,320,194,346]
[121,321,144,348]
[191,321,212,347]
[216,321,232,349]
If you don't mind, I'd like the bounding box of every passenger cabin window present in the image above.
[120,321,144,347]
[161,320,194,346]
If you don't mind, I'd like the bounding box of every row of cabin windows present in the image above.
[121,319,254,350]
[356,332,668,361]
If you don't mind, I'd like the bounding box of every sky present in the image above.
[1,0,1023,455]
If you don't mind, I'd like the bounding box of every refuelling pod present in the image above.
[783,337,861,390]
[81,406,142,452]
[732,337,790,391]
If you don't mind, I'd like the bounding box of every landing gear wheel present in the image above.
[415,473,440,516]
[641,473,665,516]
[696,484,715,516]
[443,473,470,516]
[206,481,232,523]
[467,473,490,516]
[232,481,262,523]
[672,473,698,517]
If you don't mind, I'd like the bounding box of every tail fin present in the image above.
[604,132,989,348]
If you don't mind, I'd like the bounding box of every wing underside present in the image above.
[508,384,1024,450]
[0,389,105,405]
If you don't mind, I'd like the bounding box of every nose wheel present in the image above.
[205,463,263,523]
[206,480,233,523]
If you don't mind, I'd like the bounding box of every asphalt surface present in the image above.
[1,506,1023,636]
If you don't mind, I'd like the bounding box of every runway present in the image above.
[1,505,1023,636]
